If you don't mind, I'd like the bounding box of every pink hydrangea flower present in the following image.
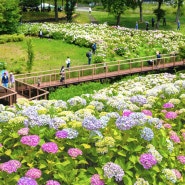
[90,174,104,185]
[182,132,185,140]
[172,169,182,179]
[25,168,42,179]
[163,102,174,109]
[41,142,58,154]
[177,155,185,164]
[46,180,61,185]
[169,131,180,143]
[0,143,3,148]
[165,112,177,119]
[20,135,40,147]
[68,148,82,158]
[142,110,152,116]
[18,128,29,135]
[0,160,21,174]
[163,123,172,129]
[122,110,132,117]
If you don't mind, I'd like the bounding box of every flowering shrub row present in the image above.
[0,72,185,184]
[21,23,185,60]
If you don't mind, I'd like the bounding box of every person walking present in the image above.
[135,21,138,30]
[2,72,9,88]
[177,20,180,30]
[66,56,71,69]
[89,7,92,14]
[146,22,149,31]
[156,51,161,67]
[163,17,166,26]
[92,43,97,54]
[9,72,15,88]
[86,50,92,65]
[60,66,65,83]
[39,29,43,38]
[151,18,155,28]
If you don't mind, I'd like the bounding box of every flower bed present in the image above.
[21,23,185,61]
[0,72,185,184]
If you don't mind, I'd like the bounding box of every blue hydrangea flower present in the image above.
[141,127,154,141]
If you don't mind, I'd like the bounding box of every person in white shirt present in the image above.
[66,56,71,69]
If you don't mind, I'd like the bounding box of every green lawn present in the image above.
[0,38,89,73]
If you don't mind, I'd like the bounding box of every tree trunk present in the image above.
[54,0,58,22]
[116,14,121,26]
[175,3,181,22]
[139,2,143,22]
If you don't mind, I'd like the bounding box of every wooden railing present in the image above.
[14,54,177,79]
[15,80,49,100]
[15,54,182,87]
[0,86,17,106]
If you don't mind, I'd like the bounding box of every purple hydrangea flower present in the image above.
[163,102,174,109]
[55,130,68,138]
[148,118,163,129]
[103,162,124,182]
[17,177,38,185]
[0,143,2,147]
[82,116,105,130]
[90,174,104,185]
[0,160,21,174]
[18,128,29,135]
[25,168,42,179]
[130,95,147,106]
[41,142,58,154]
[140,127,154,141]
[165,111,177,119]
[177,155,185,164]
[68,148,83,158]
[163,123,172,129]
[20,135,40,147]
[62,128,79,139]
[46,180,61,185]
[139,153,157,169]
[116,116,137,130]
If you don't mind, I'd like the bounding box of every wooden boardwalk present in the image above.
[1,55,184,105]
[31,60,185,89]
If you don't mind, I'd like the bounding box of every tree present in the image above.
[0,0,21,34]
[101,0,127,26]
[26,39,34,73]
[153,0,165,29]
[64,0,77,22]
[173,0,184,22]
[54,0,59,21]
[20,0,40,7]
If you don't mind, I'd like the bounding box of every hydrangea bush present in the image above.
[1,72,185,184]
[20,23,185,60]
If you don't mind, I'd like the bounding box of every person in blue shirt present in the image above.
[177,20,180,30]
[92,43,97,54]
[2,72,9,88]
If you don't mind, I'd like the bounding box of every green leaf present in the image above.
[129,155,137,164]
[125,162,133,170]
[118,150,126,157]
[122,145,129,151]
[127,138,137,142]
[39,163,47,169]
[78,160,88,165]
[5,149,12,156]
[60,160,71,167]
[134,145,144,152]
[123,175,133,184]
[125,170,133,177]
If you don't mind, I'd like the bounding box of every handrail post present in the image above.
[129,60,132,72]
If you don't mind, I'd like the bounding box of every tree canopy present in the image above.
[0,0,21,34]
